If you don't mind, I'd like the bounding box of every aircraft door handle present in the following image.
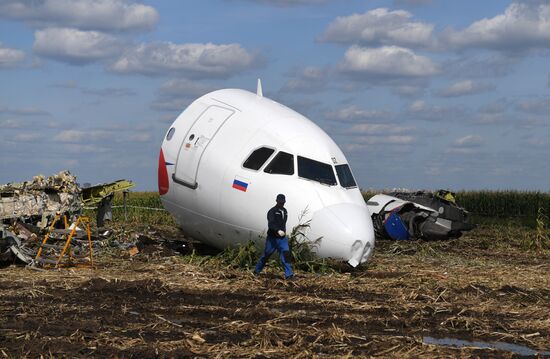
[172,174,198,190]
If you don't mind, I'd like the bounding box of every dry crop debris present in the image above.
[0,225,549,358]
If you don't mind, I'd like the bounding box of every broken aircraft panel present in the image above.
[366,190,474,241]
[0,171,82,227]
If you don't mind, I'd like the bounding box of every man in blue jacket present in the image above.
[254,194,294,279]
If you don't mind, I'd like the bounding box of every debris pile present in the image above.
[0,171,81,228]
[0,219,191,268]
[367,190,475,241]
[0,217,93,267]
[0,171,139,269]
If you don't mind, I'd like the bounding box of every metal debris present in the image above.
[0,171,136,268]
[367,190,475,241]
[81,179,134,206]
[0,171,81,228]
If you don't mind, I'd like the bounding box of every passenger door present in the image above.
[173,105,234,188]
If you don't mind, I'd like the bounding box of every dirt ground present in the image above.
[0,226,549,358]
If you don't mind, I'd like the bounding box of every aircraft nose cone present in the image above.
[308,203,375,267]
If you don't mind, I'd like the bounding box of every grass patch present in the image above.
[83,191,175,226]
[179,210,342,274]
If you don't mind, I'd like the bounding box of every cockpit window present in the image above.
[243,147,275,170]
[335,164,357,188]
[297,156,337,186]
[264,151,294,175]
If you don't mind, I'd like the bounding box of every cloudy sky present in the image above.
[1,0,549,191]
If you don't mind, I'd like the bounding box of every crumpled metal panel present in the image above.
[0,171,82,223]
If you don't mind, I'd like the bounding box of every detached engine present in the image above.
[366,190,475,241]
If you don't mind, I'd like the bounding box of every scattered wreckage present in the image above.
[0,171,81,228]
[0,171,134,268]
[1,171,475,269]
[366,190,474,241]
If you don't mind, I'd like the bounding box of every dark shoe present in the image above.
[285,274,294,280]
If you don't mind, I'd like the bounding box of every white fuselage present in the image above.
[159,89,375,266]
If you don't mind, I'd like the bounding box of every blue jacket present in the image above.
[267,205,287,238]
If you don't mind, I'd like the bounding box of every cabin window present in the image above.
[297,156,337,186]
[335,164,357,188]
[166,127,175,141]
[264,151,294,175]
[243,147,275,170]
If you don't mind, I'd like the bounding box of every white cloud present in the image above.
[54,129,113,142]
[436,79,495,97]
[516,97,550,114]
[0,0,158,32]
[453,135,483,148]
[80,87,136,97]
[479,98,510,114]
[33,27,122,64]
[470,113,509,125]
[157,79,216,99]
[443,2,550,51]
[443,55,520,79]
[151,79,217,112]
[0,43,25,67]
[62,144,110,154]
[0,119,22,128]
[54,130,86,142]
[526,137,548,147]
[515,117,547,129]
[393,0,433,6]
[327,105,393,122]
[343,135,416,152]
[347,123,414,135]
[321,8,434,48]
[236,0,331,6]
[111,42,260,77]
[13,132,43,142]
[282,66,328,92]
[409,100,426,112]
[0,105,50,116]
[127,133,152,142]
[407,100,466,121]
[158,114,177,123]
[150,98,192,112]
[51,81,136,97]
[339,45,439,78]
[392,84,425,97]
[445,147,481,155]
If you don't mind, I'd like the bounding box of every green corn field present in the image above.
[362,190,550,227]
[87,190,550,230]
[84,191,175,226]
[455,191,550,218]
[81,189,549,255]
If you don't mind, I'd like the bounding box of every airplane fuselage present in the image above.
[159,89,375,266]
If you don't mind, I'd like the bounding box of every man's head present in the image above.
[276,194,286,207]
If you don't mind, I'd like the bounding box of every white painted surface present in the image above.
[160,88,375,266]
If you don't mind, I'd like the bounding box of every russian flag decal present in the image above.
[232,178,249,192]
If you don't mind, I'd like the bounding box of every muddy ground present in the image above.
[0,226,549,358]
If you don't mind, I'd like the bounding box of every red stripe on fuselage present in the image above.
[158,148,169,195]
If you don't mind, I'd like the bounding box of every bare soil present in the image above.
[0,226,549,358]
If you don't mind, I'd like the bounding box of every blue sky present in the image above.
[1,0,549,191]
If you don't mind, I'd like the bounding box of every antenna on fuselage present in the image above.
[256,78,263,98]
